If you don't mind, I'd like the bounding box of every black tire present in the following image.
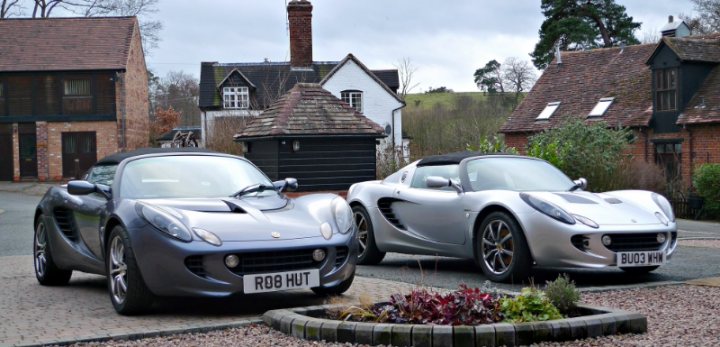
[34,216,72,286]
[352,205,385,265]
[621,266,659,274]
[312,273,355,296]
[476,211,532,283]
[106,226,154,315]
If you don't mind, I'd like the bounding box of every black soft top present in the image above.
[95,148,217,166]
[416,151,485,167]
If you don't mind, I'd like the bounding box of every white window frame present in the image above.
[588,97,614,117]
[341,90,363,113]
[536,101,560,120]
[223,86,249,109]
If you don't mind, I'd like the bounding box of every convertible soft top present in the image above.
[95,148,217,165]
[416,151,484,167]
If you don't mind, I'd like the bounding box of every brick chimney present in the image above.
[288,0,313,68]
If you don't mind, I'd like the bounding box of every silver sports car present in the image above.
[347,152,677,283]
[33,148,357,315]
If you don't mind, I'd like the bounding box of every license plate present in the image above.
[243,269,320,294]
[617,251,666,267]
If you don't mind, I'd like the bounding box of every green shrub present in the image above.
[466,135,518,154]
[693,164,720,218]
[500,287,563,323]
[544,274,580,313]
[527,118,631,192]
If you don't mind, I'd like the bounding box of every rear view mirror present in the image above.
[426,176,451,189]
[67,180,96,195]
[273,177,299,192]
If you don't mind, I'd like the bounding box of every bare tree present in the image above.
[501,57,537,98]
[151,70,200,126]
[681,0,720,34]
[0,0,22,18]
[32,0,63,17]
[395,57,419,99]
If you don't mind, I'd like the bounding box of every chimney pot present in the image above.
[669,15,674,23]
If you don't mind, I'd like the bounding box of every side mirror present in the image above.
[573,178,588,191]
[426,176,463,194]
[67,180,96,195]
[273,177,299,192]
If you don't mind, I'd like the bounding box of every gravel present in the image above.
[68,284,720,347]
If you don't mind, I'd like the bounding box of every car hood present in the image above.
[137,194,337,242]
[527,191,663,226]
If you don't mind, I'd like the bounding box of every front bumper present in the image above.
[129,225,358,297]
[520,211,678,268]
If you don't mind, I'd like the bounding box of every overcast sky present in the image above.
[145,0,696,92]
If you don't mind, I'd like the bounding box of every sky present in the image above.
[144,0,697,93]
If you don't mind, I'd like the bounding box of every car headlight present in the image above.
[138,203,192,242]
[193,228,222,246]
[520,193,576,225]
[332,197,353,234]
[652,193,675,222]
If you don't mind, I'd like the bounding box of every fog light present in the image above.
[601,235,612,246]
[320,222,332,240]
[225,254,240,268]
[657,233,667,243]
[312,249,326,262]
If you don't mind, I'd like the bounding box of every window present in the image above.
[588,97,614,117]
[223,86,249,109]
[64,79,90,96]
[0,82,3,97]
[654,68,677,111]
[341,90,363,113]
[536,101,560,120]
[86,165,117,186]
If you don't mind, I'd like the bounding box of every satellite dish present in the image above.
[384,124,392,136]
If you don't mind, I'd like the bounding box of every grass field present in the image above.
[404,92,492,111]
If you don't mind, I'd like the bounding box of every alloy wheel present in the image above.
[481,220,515,275]
[34,223,48,278]
[354,210,368,256]
[109,236,128,305]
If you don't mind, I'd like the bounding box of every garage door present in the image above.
[62,132,97,179]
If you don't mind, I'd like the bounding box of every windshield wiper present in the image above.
[230,183,275,198]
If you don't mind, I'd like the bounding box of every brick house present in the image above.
[0,17,149,181]
[198,0,405,156]
[500,25,720,189]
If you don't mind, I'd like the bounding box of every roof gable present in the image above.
[0,17,138,72]
[320,54,404,104]
[217,69,256,88]
[235,83,385,140]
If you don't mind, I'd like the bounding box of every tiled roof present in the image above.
[679,65,720,124]
[0,17,137,72]
[661,35,720,63]
[501,44,656,133]
[199,61,399,109]
[235,83,385,140]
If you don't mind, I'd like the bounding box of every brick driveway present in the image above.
[0,255,417,347]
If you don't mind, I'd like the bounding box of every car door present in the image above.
[72,165,116,259]
[390,164,468,245]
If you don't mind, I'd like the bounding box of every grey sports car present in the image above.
[33,148,357,315]
[347,152,677,283]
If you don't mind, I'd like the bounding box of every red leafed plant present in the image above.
[337,284,503,325]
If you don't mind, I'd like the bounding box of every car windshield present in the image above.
[119,155,275,199]
[466,157,574,192]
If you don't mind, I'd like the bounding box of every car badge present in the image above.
[271,232,281,239]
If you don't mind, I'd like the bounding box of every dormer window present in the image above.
[589,97,614,117]
[536,101,560,120]
[223,86,249,109]
[341,90,363,113]
[654,68,677,111]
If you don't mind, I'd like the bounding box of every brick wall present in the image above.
[11,124,18,181]
[36,122,49,181]
[503,133,529,154]
[116,19,149,151]
[46,121,118,180]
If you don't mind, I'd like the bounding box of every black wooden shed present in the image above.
[235,83,386,192]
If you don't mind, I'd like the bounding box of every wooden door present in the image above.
[0,124,12,181]
[62,132,97,179]
[18,123,37,178]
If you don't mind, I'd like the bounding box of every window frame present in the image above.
[223,86,250,109]
[536,101,560,120]
[654,68,678,112]
[63,78,91,97]
[340,90,363,113]
[588,97,614,117]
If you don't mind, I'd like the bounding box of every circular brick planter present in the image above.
[262,304,647,347]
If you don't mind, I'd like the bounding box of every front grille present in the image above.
[335,247,348,268]
[571,235,589,251]
[227,249,322,275]
[604,233,670,252]
[377,198,405,230]
[185,255,207,277]
[53,208,77,241]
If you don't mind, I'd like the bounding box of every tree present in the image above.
[681,0,720,35]
[1,0,22,18]
[395,57,420,99]
[474,59,504,94]
[149,106,180,144]
[151,70,200,127]
[425,86,453,94]
[502,57,537,98]
[531,0,640,69]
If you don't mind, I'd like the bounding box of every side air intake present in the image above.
[377,198,405,230]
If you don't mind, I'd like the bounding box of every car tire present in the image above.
[312,273,355,296]
[106,225,154,315]
[620,266,659,274]
[476,211,532,283]
[352,205,385,265]
[34,216,72,286]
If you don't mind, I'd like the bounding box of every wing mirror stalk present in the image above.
[425,176,463,194]
[67,180,112,199]
[273,177,298,192]
[570,178,588,192]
